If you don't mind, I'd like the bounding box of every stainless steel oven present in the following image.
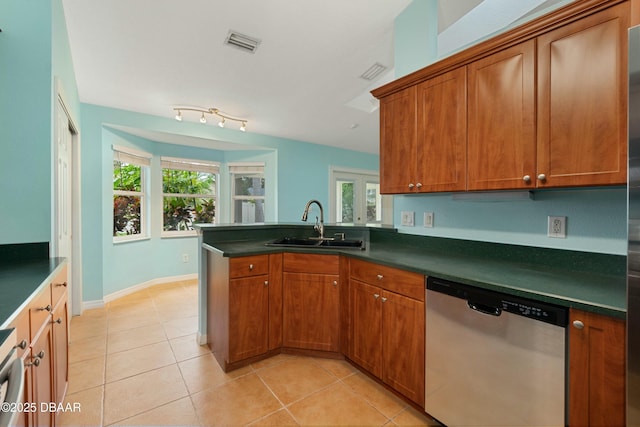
[0,330,24,427]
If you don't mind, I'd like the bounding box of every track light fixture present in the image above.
[173,106,248,132]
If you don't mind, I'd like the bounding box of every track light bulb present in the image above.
[175,110,182,121]
[218,118,225,128]
[200,113,207,124]
[240,121,246,132]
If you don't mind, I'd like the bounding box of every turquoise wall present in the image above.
[390,1,627,255]
[0,1,53,245]
[80,104,378,300]
[394,0,438,77]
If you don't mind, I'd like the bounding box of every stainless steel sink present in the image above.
[266,237,365,250]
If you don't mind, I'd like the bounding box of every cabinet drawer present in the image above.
[229,255,269,278]
[29,287,52,340]
[283,253,339,274]
[350,259,424,301]
[50,265,68,307]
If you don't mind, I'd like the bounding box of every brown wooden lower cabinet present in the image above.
[569,308,625,427]
[349,259,425,406]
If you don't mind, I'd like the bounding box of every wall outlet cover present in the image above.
[401,211,415,227]
[547,216,567,238]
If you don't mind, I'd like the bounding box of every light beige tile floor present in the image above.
[58,280,440,426]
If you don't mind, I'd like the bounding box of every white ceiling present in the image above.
[61,0,570,154]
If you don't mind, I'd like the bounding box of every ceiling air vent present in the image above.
[360,63,388,81]
[225,31,261,54]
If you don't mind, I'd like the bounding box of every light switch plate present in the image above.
[424,212,434,228]
[401,211,415,227]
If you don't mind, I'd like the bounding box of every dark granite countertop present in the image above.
[0,257,67,329]
[197,224,626,318]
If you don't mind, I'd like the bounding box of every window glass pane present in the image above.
[366,182,381,222]
[233,199,265,223]
[338,180,354,223]
[234,176,265,197]
[113,195,141,236]
[162,169,216,195]
[113,161,141,192]
[163,197,215,231]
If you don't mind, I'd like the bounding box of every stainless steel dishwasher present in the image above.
[425,276,567,427]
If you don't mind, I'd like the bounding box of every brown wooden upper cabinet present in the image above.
[468,40,535,190]
[374,0,629,194]
[537,3,628,188]
[380,68,467,194]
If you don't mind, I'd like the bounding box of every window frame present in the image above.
[229,162,266,224]
[112,145,151,243]
[160,156,220,238]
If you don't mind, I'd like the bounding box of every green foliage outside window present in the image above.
[113,161,142,236]
[163,169,216,231]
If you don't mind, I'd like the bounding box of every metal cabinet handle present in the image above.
[332,280,338,286]
[381,297,388,303]
[264,281,269,286]
[373,293,380,299]
[15,339,27,350]
[572,320,584,330]
[408,183,415,189]
[523,175,531,183]
[537,173,547,182]
[249,264,254,271]
[53,318,63,324]
[55,281,68,287]
[26,358,41,367]
[39,304,52,312]
[36,350,45,359]
[376,274,383,280]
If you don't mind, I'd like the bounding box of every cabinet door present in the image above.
[537,3,628,188]
[350,279,382,377]
[416,67,467,192]
[31,324,54,427]
[228,275,269,363]
[52,298,69,406]
[283,272,340,352]
[468,40,536,190]
[569,309,625,427]
[379,86,417,194]
[382,290,425,406]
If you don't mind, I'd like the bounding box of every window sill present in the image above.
[113,235,150,244]
[161,231,198,239]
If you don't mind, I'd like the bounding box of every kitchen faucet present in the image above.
[301,199,324,239]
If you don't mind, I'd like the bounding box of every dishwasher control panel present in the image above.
[427,276,568,327]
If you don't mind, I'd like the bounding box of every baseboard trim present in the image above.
[81,273,198,312]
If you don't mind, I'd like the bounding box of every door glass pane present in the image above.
[366,182,381,222]
[337,180,354,223]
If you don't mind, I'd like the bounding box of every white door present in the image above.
[330,169,390,225]
[55,98,76,312]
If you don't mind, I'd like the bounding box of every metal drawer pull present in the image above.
[39,304,52,312]
[54,318,63,324]
[264,281,269,286]
[36,350,45,359]
[381,297,387,303]
[572,320,584,330]
[537,173,547,181]
[332,281,338,286]
[523,175,531,182]
[376,274,383,280]
[15,340,27,350]
[373,293,380,299]
[249,264,254,271]
[26,357,40,367]
[408,183,415,189]
[55,281,68,287]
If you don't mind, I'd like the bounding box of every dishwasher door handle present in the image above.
[468,301,502,316]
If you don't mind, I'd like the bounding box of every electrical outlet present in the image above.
[547,216,566,238]
[182,253,189,263]
[401,211,415,227]
[424,212,434,228]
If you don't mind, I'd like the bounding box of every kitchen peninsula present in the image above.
[197,223,625,417]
